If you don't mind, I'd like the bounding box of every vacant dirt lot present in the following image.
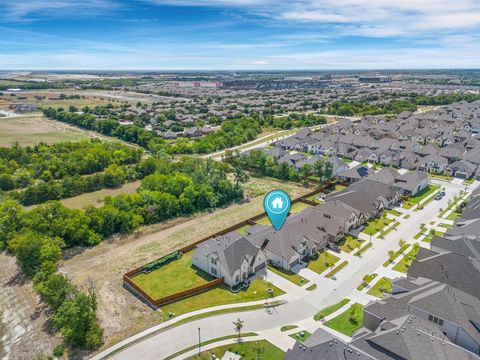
[0,114,90,146]
[60,177,311,352]
[0,253,60,360]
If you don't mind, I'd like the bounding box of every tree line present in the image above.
[325,93,480,116]
[0,156,244,351]
[0,140,142,191]
[225,149,333,184]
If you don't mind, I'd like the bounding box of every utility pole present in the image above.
[198,327,201,356]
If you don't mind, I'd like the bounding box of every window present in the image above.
[211,257,218,265]
[324,214,331,219]
[211,268,217,276]
[428,314,444,326]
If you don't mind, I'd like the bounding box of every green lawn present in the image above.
[289,331,312,343]
[463,177,476,185]
[447,211,461,220]
[383,244,409,267]
[428,173,453,181]
[306,194,324,204]
[422,230,443,243]
[289,201,312,214]
[307,251,340,274]
[338,235,364,253]
[314,298,350,321]
[160,277,285,316]
[268,266,309,286]
[439,195,465,218]
[131,252,214,299]
[385,209,402,217]
[357,274,377,291]
[403,214,411,219]
[402,184,440,209]
[306,283,317,291]
[354,242,372,256]
[362,216,393,236]
[325,303,364,336]
[393,244,420,273]
[186,340,284,360]
[325,260,348,278]
[367,277,392,298]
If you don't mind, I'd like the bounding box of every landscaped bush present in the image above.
[143,251,183,273]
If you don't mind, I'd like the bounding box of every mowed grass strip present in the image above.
[393,244,420,273]
[325,260,348,278]
[307,251,340,274]
[314,298,350,321]
[402,184,440,209]
[325,303,364,337]
[160,277,285,316]
[186,340,285,360]
[131,252,214,299]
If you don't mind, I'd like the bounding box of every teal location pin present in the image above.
[264,190,291,231]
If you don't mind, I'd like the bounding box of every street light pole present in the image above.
[198,327,201,356]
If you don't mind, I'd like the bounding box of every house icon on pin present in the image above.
[271,197,284,209]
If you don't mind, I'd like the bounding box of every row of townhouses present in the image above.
[266,100,480,180]
[285,187,480,359]
[191,167,427,288]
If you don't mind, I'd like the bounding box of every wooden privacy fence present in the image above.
[123,265,224,308]
[123,179,336,307]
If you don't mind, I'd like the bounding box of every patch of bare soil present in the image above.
[0,253,59,360]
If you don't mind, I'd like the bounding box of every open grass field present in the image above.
[307,251,340,274]
[159,277,284,316]
[131,252,214,300]
[267,266,309,286]
[59,181,141,209]
[325,303,364,337]
[0,114,90,146]
[367,277,392,298]
[187,340,284,360]
[314,298,350,321]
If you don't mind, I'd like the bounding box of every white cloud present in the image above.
[0,0,120,21]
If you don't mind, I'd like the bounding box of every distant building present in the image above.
[173,81,223,88]
[358,75,391,83]
[16,103,36,113]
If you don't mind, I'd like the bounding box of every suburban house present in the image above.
[362,276,480,355]
[417,154,449,174]
[192,232,266,287]
[393,171,429,196]
[336,165,373,184]
[447,160,478,179]
[247,220,321,270]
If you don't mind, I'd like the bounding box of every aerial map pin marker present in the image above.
[264,190,291,231]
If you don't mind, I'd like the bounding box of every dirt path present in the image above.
[0,253,59,360]
[60,178,311,351]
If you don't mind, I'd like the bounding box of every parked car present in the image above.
[435,194,443,200]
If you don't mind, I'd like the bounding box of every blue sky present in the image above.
[1,0,479,70]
